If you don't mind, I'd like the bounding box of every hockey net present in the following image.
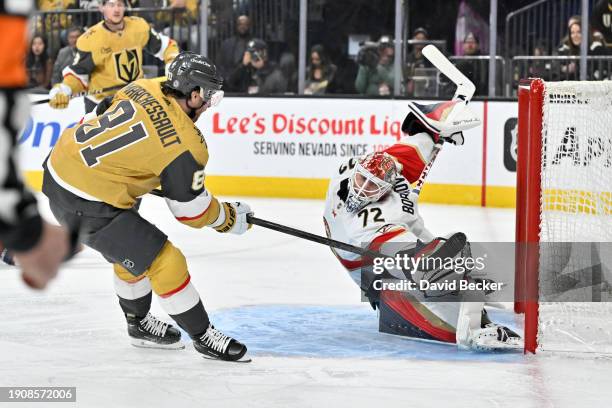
[515,79,612,354]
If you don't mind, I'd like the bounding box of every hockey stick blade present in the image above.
[422,44,475,102]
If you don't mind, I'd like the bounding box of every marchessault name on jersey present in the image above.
[122,82,180,147]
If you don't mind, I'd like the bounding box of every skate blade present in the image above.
[201,354,252,363]
[130,338,185,350]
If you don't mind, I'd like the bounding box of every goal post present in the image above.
[515,78,612,355]
[515,78,544,353]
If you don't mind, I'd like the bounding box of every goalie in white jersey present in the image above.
[324,100,522,351]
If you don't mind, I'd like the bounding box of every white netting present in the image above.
[538,81,612,354]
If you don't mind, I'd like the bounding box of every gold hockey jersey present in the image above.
[62,16,179,102]
[47,78,220,227]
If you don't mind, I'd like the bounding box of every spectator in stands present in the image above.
[78,0,102,8]
[557,15,583,79]
[404,27,433,96]
[133,0,166,30]
[304,44,336,95]
[51,26,82,86]
[591,0,612,53]
[26,34,53,90]
[226,38,287,94]
[80,0,135,7]
[36,0,78,55]
[163,0,199,50]
[280,52,298,93]
[355,35,395,96]
[528,42,552,81]
[217,15,252,79]
[557,15,607,80]
[325,42,358,95]
[453,32,487,95]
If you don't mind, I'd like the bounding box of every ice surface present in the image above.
[1,195,611,408]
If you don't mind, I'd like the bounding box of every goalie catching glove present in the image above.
[210,202,253,235]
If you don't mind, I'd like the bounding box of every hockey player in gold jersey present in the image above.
[43,52,252,362]
[49,0,179,113]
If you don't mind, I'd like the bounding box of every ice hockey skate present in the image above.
[126,312,184,350]
[193,324,250,363]
[468,323,523,351]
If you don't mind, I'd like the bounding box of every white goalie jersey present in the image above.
[323,133,436,283]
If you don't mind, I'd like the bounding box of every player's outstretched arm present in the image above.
[159,152,253,234]
[48,47,94,109]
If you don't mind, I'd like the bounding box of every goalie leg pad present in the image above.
[378,290,456,343]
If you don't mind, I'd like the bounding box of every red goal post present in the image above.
[514,78,612,355]
[515,78,543,354]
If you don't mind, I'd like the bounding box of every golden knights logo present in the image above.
[114,49,141,83]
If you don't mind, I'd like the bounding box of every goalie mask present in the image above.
[346,152,400,213]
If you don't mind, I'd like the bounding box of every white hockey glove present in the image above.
[211,202,253,235]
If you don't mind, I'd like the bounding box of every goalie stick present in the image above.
[421,44,476,117]
[408,45,476,200]
[409,139,443,199]
[418,45,484,342]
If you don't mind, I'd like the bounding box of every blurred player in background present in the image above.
[49,0,179,113]
[0,0,73,289]
[323,100,522,351]
[42,51,252,362]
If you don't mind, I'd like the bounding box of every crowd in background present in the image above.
[27,0,612,97]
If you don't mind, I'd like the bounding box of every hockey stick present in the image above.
[147,188,383,258]
[409,139,444,199]
[422,44,475,117]
[246,216,384,258]
[420,45,489,338]
[32,83,127,105]
[407,46,476,199]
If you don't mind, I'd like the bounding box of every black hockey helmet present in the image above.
[165,51,223,100]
